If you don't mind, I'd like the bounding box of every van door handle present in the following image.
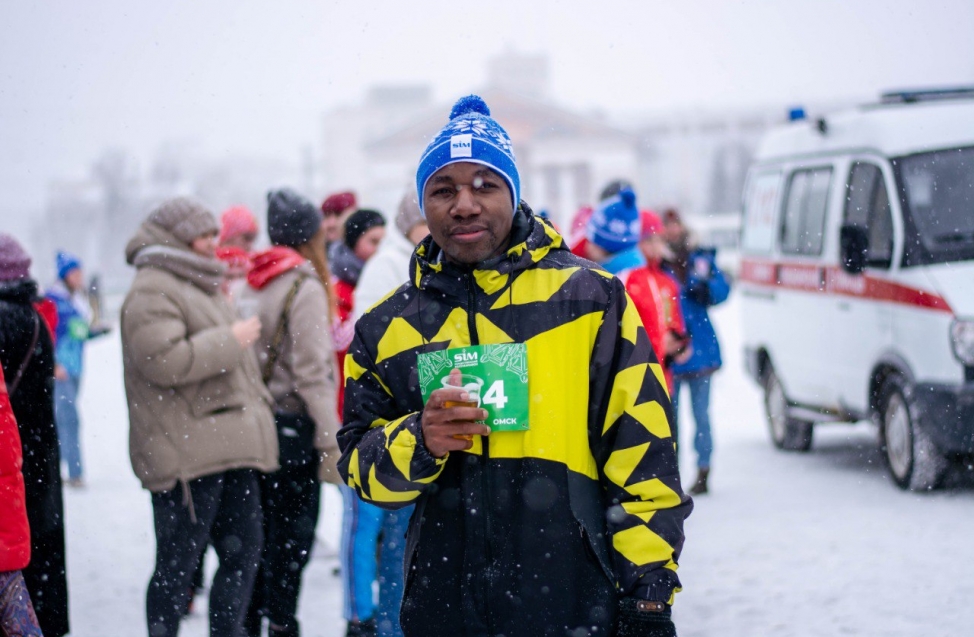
[838,301,851,311]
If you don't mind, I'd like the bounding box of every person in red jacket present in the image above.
[0,364,43,637]
[620,211,690,393]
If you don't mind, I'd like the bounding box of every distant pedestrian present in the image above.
[620,211,691,392]
[662,209,730,495]
[1,362,43,637]
[582,185,645,274]
[0,233,70,637]
[242,188,343,637]
[45,251,110,488]
[321,191,358,260]
[331,208,386,415]
[215,205,260,304]
[121,198,278,637]
[330,208,388,637]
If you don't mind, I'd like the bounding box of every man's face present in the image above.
[423,162,514,265]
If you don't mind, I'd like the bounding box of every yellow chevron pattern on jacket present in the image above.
[338,210,691,605]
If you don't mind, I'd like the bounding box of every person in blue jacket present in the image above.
[45,251,108,487]
[662,210,730,495]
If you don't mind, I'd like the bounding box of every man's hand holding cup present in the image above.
[421,369,491,458]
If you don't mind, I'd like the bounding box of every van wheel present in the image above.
[878,374,947,491]
[764,368,813,452]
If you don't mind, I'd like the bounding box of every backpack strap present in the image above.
[8,311,41,396]
[262,276,308,384]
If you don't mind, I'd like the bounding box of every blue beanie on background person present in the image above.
[57,250,81,280]
[586,188,641,254]
[415,95,520,216]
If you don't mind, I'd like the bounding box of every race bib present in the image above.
[418,343,529,432]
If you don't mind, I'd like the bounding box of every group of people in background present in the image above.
[0,121,726,636]
[569,181,730,495]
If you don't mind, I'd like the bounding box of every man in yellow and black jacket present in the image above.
[338,95,691,637]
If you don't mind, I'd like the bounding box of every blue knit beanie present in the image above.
[586,188,640,254]
[416,95,520,216]
[56,251,81,280]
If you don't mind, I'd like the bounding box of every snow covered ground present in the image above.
[66,295,974,636]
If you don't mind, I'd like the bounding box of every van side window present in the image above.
[780,167,832,256]
[844,162,893,268]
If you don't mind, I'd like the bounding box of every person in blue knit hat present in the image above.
[585,187,645,274]
[45,251,109,487]
[338,94,688,637]
[415,95,520,220]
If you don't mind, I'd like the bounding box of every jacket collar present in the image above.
[409,202,566,297]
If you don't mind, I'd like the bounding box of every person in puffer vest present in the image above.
[338,95,692,637]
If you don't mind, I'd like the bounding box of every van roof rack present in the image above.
[879,87,974,104]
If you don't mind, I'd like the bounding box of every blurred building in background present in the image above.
[34,50,839,292]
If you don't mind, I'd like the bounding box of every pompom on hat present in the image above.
[416,95,520,216]
[586,188,641,255]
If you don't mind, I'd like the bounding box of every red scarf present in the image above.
[247,246,307,290]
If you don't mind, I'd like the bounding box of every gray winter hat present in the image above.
[267,188,322,248]
[148,197,219,245]
[395,191,424,239]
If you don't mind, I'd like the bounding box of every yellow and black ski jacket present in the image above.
[338,208,691,637]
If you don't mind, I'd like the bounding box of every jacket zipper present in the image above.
[465,272,494,633]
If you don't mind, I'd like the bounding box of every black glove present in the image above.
[615,598,677,637]
[685,279,711,306]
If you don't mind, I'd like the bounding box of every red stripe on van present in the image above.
[740,258,953,313]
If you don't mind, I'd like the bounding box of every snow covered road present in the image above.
[66,296,974,636]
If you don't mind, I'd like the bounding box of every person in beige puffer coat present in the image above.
[121,197,277,637]
[240,188,343,637]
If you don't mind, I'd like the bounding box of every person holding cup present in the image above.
[120,197,278,637]
[338,95,691,637]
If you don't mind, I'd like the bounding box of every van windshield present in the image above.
[894,146,974,266]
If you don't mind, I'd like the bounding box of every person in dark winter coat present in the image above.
[0,233,70,637]
[662,210,730,496]
[338,96,690,637]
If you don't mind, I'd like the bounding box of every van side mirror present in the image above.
[840,224,869,274]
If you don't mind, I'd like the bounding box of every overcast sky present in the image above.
[2,0,973,235]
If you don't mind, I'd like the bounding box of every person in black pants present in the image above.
[149,470,264,635]
[245,413,322,636]
[120,199,279,637]
[242,189,344,636]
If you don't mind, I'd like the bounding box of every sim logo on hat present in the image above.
[450,134,472,158]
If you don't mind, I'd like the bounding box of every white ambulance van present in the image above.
[740,89,974,490]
